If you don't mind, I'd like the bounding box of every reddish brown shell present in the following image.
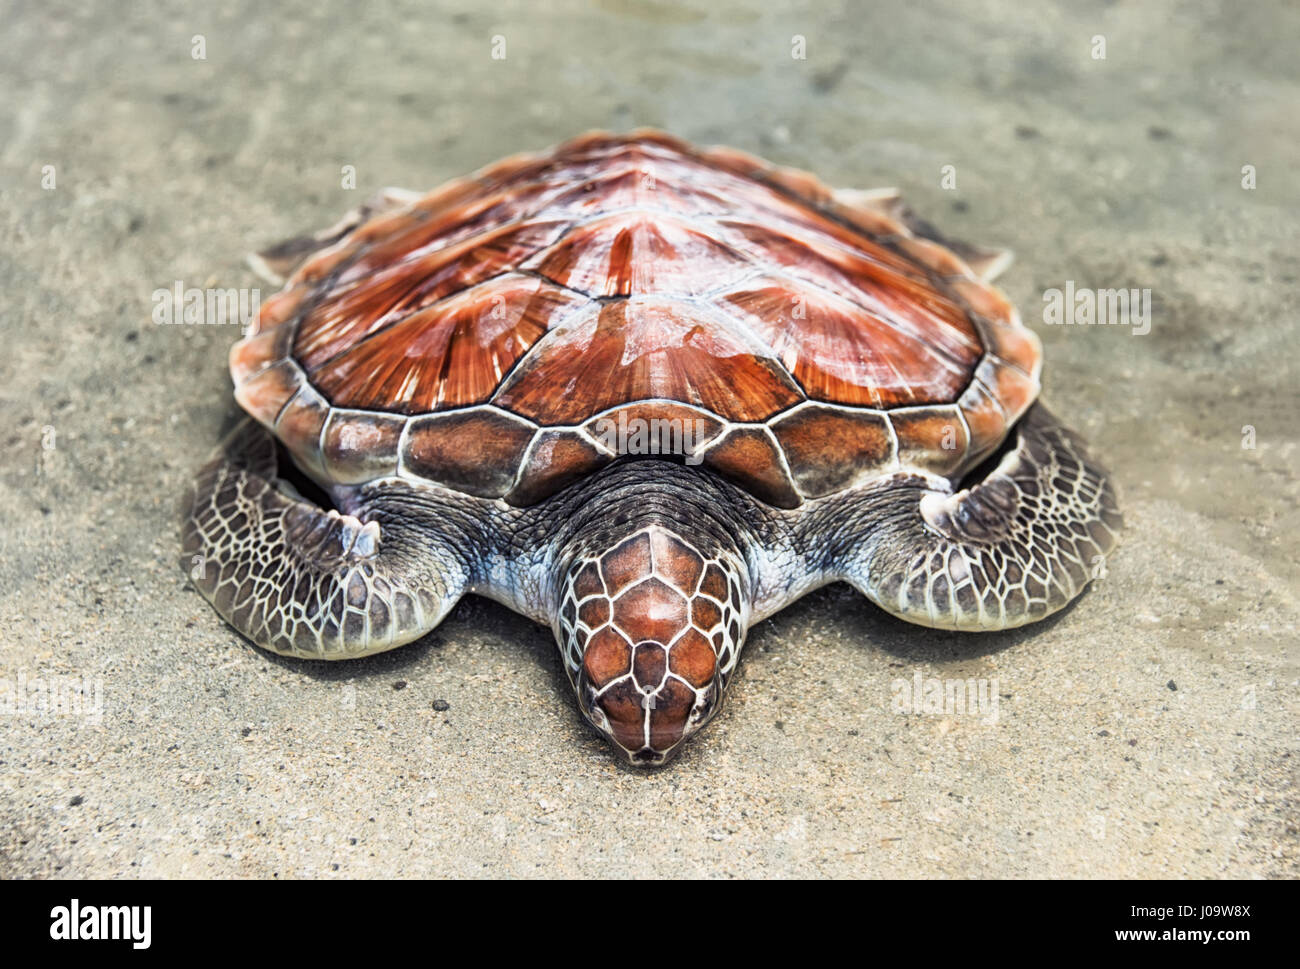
[231,130,1041,508]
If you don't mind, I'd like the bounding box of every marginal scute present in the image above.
[581,402,724,459]
[294,237,360,285]
[622,127,694,153]
[349,207,427,246]
[234,359,301,429]
[702,426,801,509]
[957,376,1009,464]
[764,164,834,205]
[831,195,910,237]
[698,144,768,179]
[945,277,1018,325]
[893,236,973,277]
[770,404,894,497]
[974,357,1039,429]
[254,287,308,335]
[230,325,292,386]
[505,429,610,506]
[977,318,1042,377]
[322,409,405,484]
[274,384,331,478]
[890,405,970,477]
[402,407,536,497]
[473,152,547,186]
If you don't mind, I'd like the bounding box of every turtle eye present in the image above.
[575,674,605,726]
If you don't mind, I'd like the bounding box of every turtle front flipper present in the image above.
[832,403,1122,631]
[182,419,469,658]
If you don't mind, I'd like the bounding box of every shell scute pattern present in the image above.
[230,130,1042,507]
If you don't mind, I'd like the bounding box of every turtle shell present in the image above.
[231,130,1040,509]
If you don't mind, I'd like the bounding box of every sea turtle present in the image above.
[183,130,1121,765]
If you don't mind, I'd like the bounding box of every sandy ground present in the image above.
[1,0,1296,878]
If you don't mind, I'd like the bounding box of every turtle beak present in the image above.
[576,662,720,766]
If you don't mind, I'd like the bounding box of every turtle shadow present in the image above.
[246,593,556,682]
[750,580,1087,666]
[245,596,614,746]
[231,583,1088,775]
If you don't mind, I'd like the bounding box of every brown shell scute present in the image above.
[769,405,893,497]
[309,273,582,414]
[402,408,536,498]
[722,274,975,408]
[233,129,1044,505]
[490,298,803,425]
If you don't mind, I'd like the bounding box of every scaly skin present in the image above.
[182,402,1120,764]
[816,403,1123,630]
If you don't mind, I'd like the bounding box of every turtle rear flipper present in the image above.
[834,187,1014,281]
[836,404,1122,630]
[182,419,468,658]
[246,186,423,285]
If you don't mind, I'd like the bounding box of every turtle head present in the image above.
[554,525,749,766]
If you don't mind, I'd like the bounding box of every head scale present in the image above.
[554,525,748,765]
